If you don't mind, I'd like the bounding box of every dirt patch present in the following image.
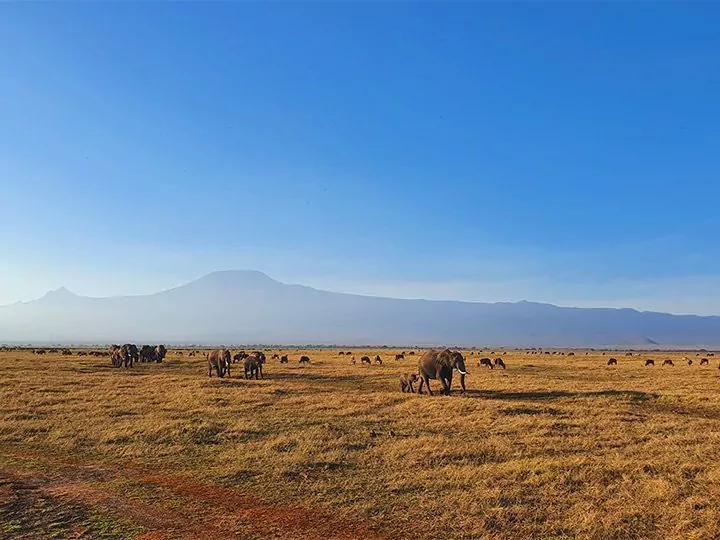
[0,448,389,540]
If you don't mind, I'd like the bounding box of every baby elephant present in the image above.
[400,373,419,393]
[243,355,262,379]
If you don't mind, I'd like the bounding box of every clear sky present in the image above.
[2,3,719,314]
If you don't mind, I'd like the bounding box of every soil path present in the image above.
[0,447,389,540]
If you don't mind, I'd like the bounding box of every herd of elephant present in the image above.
[206,349,312,380]
[110,343,167,368]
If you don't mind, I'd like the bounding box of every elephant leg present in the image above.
[459,373,466,394]
[416,378,424,394]
[408,381,415,393]
[439,376,450,395]
[423,375,433,396]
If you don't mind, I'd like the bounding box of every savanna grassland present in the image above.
[2,348,720,539]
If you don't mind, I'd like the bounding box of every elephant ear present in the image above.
[437,349,453,367]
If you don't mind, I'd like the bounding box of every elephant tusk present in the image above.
[457,369,467,375]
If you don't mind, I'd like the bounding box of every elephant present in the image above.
[243,355,262,379]
[121,344,139,367]
[400,373,419,393]
[207,349,231,378]
[416,349,467,396]
[155,344,167,363]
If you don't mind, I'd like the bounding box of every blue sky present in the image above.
[2,3,719,314]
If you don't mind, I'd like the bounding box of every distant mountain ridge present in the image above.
[1,270,719,347]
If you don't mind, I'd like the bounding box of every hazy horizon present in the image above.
[3,4,719,316]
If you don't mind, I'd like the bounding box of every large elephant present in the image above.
[207,349,231,378]
[416,349,467,395]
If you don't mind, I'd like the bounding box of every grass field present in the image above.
[2,347,720,539]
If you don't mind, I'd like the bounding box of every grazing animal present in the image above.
[351,356,356,365]
[299,355,310,364]
[400,373,419,393]
[188,351,195,357]
[408,351,415,356]
[122,344,139,367]
[568,352,575,356]
[61,348,73,356]
[645,359,655,366]
[339,351,345,356]
[77,351,87,357]
[346,352,352,356]
[494,357,506,369]
[700,358,709,366]
[395,353,405,360]
[243,355,262,379]
[233,352,249,363]
[607,358,618,366]
[478,357,494,369]
[272,354,279,359]
[374,355,383,365]
[417,349,467,396]
[280,355,288,364]
[207,349,231,378]
[360,356,371,365]
[34,349,46,355]
[663,359,674,367]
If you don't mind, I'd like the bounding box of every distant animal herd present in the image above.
[4,346,718,396]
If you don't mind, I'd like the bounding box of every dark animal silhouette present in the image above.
[207,349,231,378]
[494,357,506,369]
[299,355,310,364]
[233,352,249,363]
[188,351,195,357]
[478,357,493,369]
[417,349,467,396]
[77,351,87,357]
[607,358,617,365]
[122,344,139,367]
[400,373,419,393]
[272,354,279,359]
[645,359,655,366]
[395,353,405,360]
[663,359,674,366]
[339,351,345,356]
[34,349,46,355]
[408,351,415,356]
[280,355,288,364]
[374,355,383,365]
[253,351,267,364]
[360,356,371,365]
[243,355,262,379]
[700,358,709,366]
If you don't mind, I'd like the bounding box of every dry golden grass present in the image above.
[2,348,720,539]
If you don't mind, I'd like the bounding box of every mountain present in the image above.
[1,270,719,347]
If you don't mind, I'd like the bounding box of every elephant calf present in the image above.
[400,373,419,393]
[243,355,262,379]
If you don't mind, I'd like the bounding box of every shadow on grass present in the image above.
[463,389,658,402]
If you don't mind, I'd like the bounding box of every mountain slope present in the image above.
[1,270,719,346]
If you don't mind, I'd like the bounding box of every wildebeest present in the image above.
[280,355,288,364]
[34,349,46,355]
[700,358,709,366]
[77,351,87,357]
[408,351,415,356]
[568,352,575,356]
[417,349,467,396]
[645,359,655,366]
[207,349,231,378]
[395,353,405,360]
[400,373,419,393]
[374,355,383,365]
[478,357,494,369]
[662,359,674,367]
[299,355,310,364]
[360,356,371,365]
[272,354,279,359]
[607,358,618,366]
[339,351,345,356]
[494,357,506,369]
[61,348,72,356]
[346,351,352,356]
[243,355,262,379]
[188,351,195,357]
